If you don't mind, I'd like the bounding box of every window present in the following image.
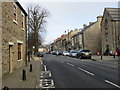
[105,32,108,37]
[13,4,17,21]
[18,43,22,60]
[106,39,108,42]
[22,15,24,28]
[21,12,25,29]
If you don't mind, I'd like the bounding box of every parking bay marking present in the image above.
[41,60,43,65]
[78,67,94,76]
[105,80,120,88]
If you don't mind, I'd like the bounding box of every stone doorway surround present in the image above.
[8,42,14,73]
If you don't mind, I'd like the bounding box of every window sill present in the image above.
[18,59,22,62]
[21,28,25,31]
[13,19,18,25]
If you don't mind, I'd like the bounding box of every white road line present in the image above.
[41,60,43,65]
[61,61,64,63]
[78,67,94,76]
[49,71,52,77]
[44,65,47,71]
[67,63,74,67]
[105,80,120,88]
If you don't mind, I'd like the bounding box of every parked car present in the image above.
[69,50,78,57]
[76,50,92,59]
[63,51,70,56]
[51,51,56,55]
[37,52,44,57]
[59,51,63,55]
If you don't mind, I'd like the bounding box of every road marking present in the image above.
[105,80,120,88]
[41,60,43,65]
[78,67,94,76]
[67,63,74,67]
[44,65,47,71]
[61,61,64,63]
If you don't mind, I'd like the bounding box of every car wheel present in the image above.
[80,56,82,59]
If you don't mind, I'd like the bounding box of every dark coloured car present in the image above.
[37,52,44,57]
[76,50,92,59]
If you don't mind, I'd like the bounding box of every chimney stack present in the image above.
[97,16,102,21]
[83,24,87,28]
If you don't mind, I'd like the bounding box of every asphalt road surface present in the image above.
[41,54,120,88]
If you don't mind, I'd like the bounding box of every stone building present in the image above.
[71,31,83,51]
[65,29,78,51]
[82,16,102,54]
[53,29,78,51]
[101,8,120,55]
[1,1,27,74]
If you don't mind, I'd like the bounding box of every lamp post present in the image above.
[65,29,69,51]
[33,46,35,56]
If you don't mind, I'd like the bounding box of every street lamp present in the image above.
[65,29,70,51]
[33,46,35,56]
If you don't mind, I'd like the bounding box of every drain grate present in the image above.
[40,79,55,88]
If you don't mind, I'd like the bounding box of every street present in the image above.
[41,54,119,88]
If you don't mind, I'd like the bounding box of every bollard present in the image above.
[2,86,9,90]
[101,55,103,60]
[22,69,26,80]
[113,54,115,58]
[28,51,31,62]
[30,64,32,72]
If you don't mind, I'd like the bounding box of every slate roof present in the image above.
[106,8,120,21]
[71,22,96,38]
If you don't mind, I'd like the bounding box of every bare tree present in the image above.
[27,5,50,52]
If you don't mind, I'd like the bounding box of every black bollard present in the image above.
[2,86,9,90]
[101,55,103,60]
[30,64,32,72]
[113,54,115,58]
[22,69,26,80]
[28,51,31,62]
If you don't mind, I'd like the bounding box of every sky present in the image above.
[18,0,119,45]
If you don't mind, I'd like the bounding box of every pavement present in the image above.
[2,56,41,89]
[91,55,119,61]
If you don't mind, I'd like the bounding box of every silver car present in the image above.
[63,51,70,56]
[69,50,78,57]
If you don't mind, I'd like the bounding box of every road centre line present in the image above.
[78,67,94,76]
[61,61,64,63]
[67,63,74,67]
[105,80,120,88]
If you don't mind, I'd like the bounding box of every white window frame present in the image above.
[21,11,25,31]
[13,3,18,24]
[17,40,23,61]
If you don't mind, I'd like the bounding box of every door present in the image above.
[9,45,13,73]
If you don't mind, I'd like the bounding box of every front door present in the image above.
[9,45,13,73]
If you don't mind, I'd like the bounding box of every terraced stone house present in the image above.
[1,1,27,74]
